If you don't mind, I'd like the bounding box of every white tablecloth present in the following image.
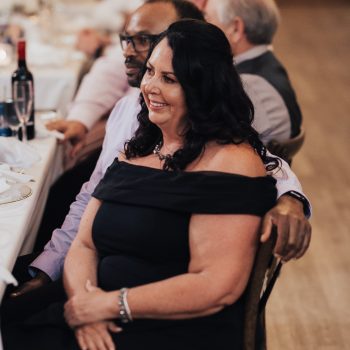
[0,135,63,301]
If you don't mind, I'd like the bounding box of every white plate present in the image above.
[0,184,32,205]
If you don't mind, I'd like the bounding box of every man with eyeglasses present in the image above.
[33,1,204,250]
[46,0,202,154]
[32,0,178,251]
[119,32,160,85]
[1,0,310,330]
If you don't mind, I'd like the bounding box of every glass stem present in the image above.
[22,122,28,143]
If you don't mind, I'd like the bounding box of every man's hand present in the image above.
[10,271,51,297]
[46,120,88,157]
[75,321,121,350]
[260,194,312,262]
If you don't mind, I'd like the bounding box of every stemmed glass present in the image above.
[13,81,34,143]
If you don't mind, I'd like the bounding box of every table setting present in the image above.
[0,118,65,300]
[0,141,39,308]
[0,137,39,204]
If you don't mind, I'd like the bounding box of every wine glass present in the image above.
[3,100,21,138]
[13,81,34,143]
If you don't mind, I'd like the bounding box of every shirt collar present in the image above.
[234,45,272,65]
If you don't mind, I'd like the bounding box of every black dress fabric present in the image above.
[3,158,276,350]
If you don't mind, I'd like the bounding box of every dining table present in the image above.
[0,134,64,301]
[0,128,67,349]
[0,16,87,302]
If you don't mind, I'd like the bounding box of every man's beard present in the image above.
[125,57,144,88]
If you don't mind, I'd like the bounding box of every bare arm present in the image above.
[64,198,120,350]
[63,197,101,298]
[124,213,261,319]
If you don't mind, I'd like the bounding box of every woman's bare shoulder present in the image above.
[198,143,266,177]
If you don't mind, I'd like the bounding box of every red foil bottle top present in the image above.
[18,40,26,60]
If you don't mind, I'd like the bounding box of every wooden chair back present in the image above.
[243,227,282,350]
[267,128,305,165]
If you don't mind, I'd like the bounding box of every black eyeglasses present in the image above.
[119,33,160,53]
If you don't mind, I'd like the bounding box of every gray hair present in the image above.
[217,0,280,44]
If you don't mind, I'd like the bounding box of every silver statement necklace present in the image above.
[153,142,174,161]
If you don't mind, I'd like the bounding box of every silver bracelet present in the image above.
[118,288,133,323]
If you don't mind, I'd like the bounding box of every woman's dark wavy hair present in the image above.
[125,19,278,171]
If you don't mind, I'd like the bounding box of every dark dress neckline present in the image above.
[117,158,269,179]
[92,158,277,216]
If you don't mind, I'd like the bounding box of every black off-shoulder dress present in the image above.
[3,159,276,350]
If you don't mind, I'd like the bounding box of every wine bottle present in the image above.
[12,40,35,140]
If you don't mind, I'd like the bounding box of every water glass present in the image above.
[13,81,34,142]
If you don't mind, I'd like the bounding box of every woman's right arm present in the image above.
[63,199,120,350]
[63,197,101,298]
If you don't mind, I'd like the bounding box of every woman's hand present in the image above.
[75,321,122,350]
[64,280,118,328]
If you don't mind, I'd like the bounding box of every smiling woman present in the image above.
[3,19,277,350]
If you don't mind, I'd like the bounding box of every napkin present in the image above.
[0,138,41,168]
[0,163,34,183]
